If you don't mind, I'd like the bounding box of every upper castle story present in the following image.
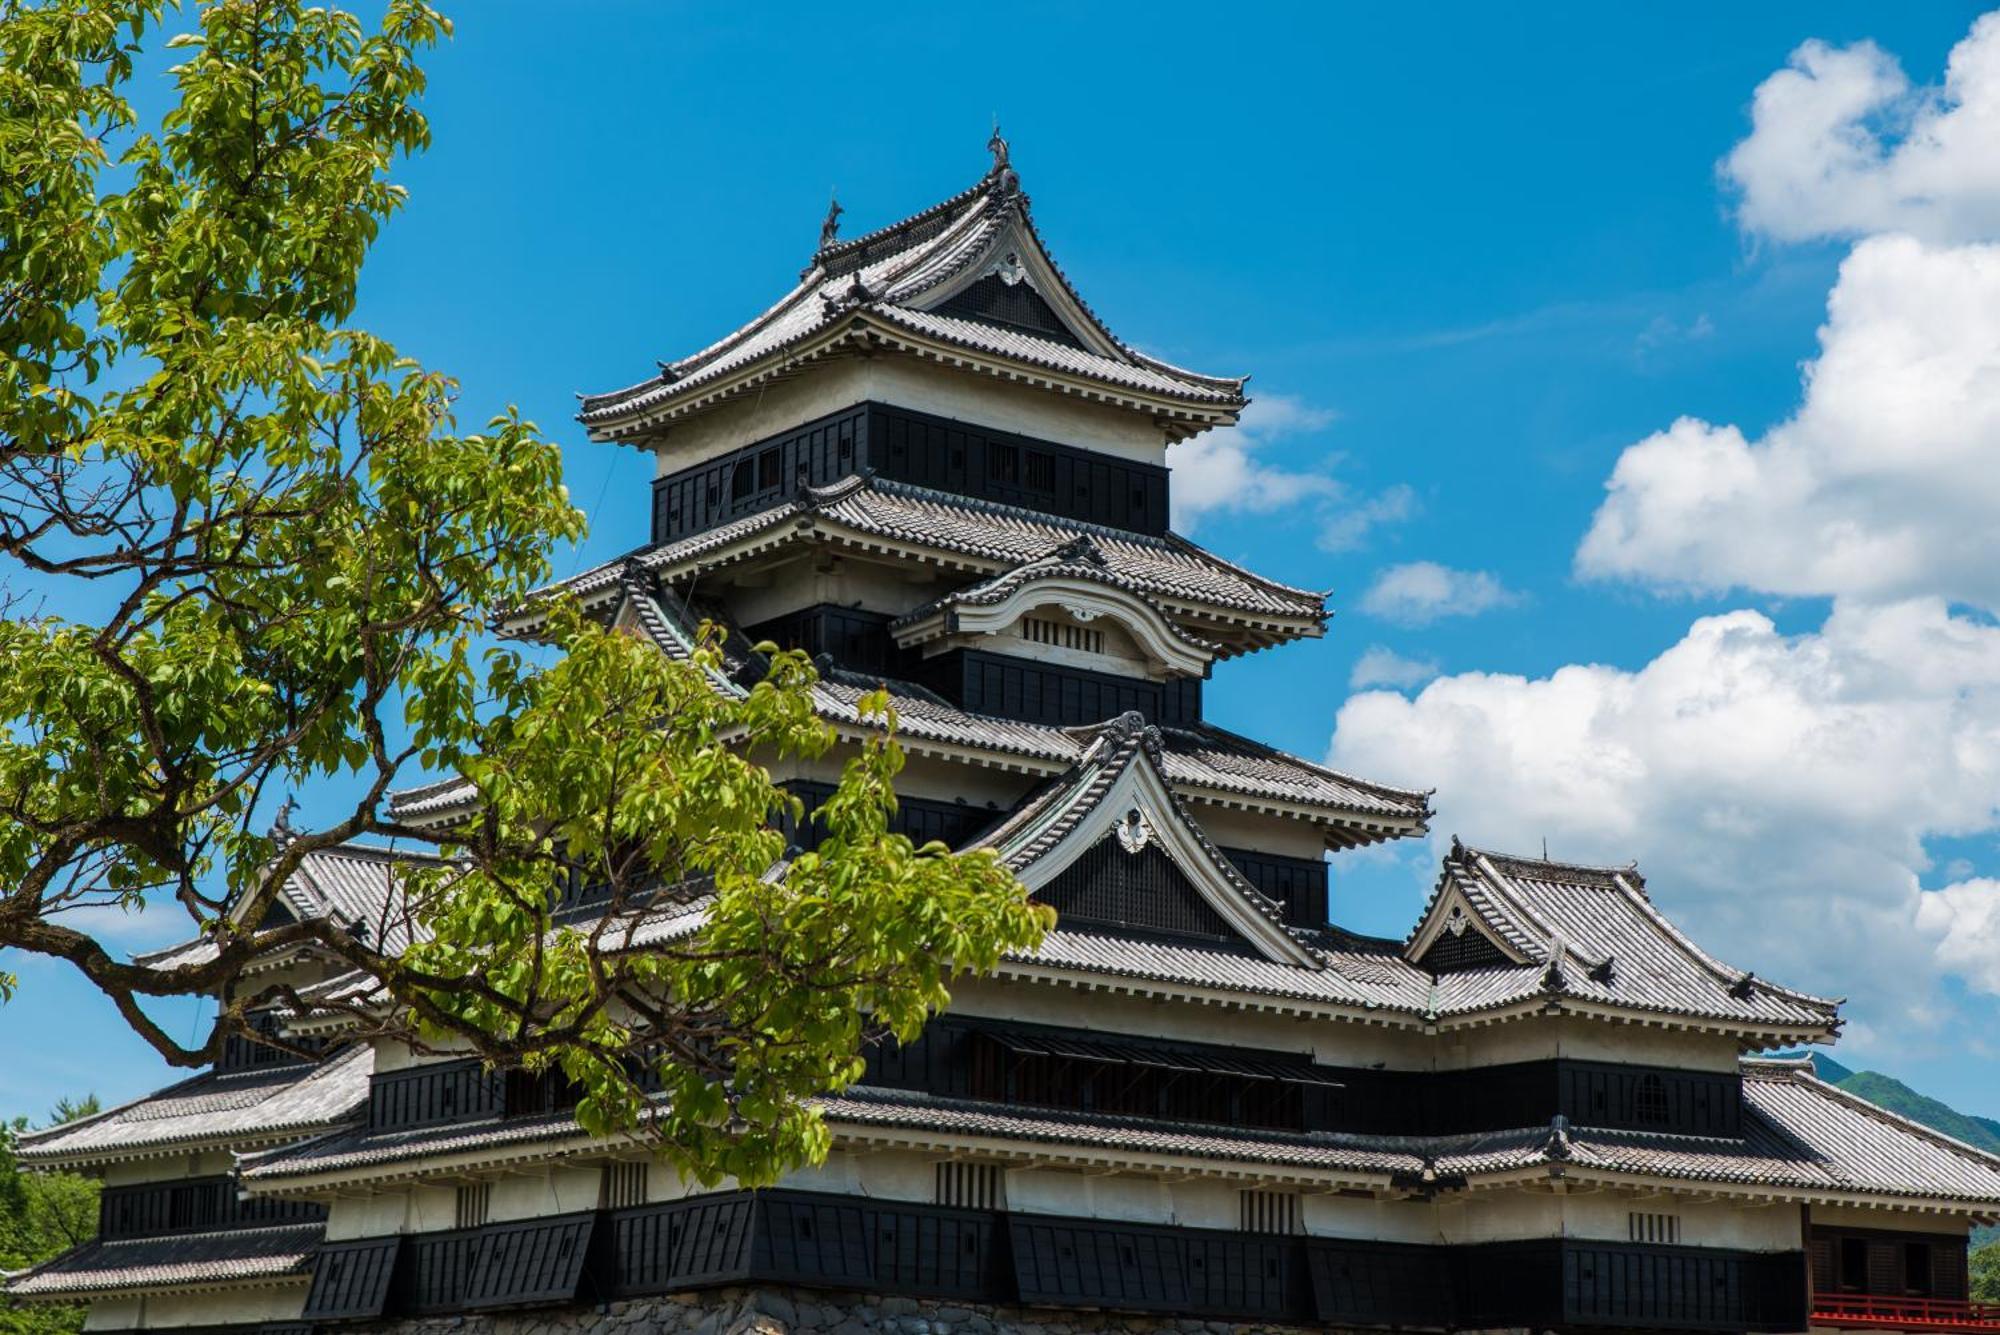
[562,137,1321,734]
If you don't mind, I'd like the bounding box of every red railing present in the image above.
[1813,1294,2000,1332]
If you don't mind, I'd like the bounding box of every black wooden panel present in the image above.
[608,1194,757,1295]
[401,1227,482,1314]
[742,605,901,677]
[1008,1216,1189,1311]
[1561,1059,1742,1136]
[754,1197,875,1287]
[367,1058,504,1130]
[780,780,1003,854]
[217,1011,324,1071]
[1184,1231,1298,1320]
[302,1236,402,1322]
[1220,847,1328,928]
[867,404,1169,536]
[461,1213,596,1309]
[1306,1238,1453,1327]
[647,402,1172,545]
[1455,1240,1566,1330]
[1037,835,1241,946]
[926,650,1200,728]
[865,1201,1002,1299]
[651,405,866,543]
[98,1176,325,1240]
[1812,1226,1967,1301]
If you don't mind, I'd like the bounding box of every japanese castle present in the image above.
[12,141,2000,1335]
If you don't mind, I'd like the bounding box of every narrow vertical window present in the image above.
[602,1161,648,1210]
[454,1182,490,1230]
[1240,1190,1302,1235]
[934,1161,1005,1210]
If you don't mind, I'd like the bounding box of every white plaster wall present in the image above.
[1306,1192,1445,1244]
[1006,1168,1173,1224]
[1553,1191,1799,1250]
[649,358,1170,474]
[1430,1017,1741,1073]
[720,552,953,628]
[99,1151,234,1188]
[84,1283,308,1330]
[1193,807,1330,862]
[488,1164,601,1223]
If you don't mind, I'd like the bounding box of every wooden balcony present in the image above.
[1813,1294,2000,1332]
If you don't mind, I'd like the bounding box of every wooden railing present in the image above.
[1813,1294,2000,1331]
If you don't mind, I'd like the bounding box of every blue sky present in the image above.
[7,2,2000,1122]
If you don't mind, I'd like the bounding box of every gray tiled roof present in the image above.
[1405,843,1840,1032]
[4,1223,321,1297]
[234,1062,2000,1210]
[579,165,1245,436]
[390,672,1427,835]
[135,842,432,971]
[888,545,1224,657]
[13,1047,373,1169]
[551,476,1327,630]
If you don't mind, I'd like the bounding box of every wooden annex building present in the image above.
[10,142,2000,1335]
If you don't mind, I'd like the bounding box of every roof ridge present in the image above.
[1160,529,1326,610]
[1166,721,1433,808]
[812,171,996,271]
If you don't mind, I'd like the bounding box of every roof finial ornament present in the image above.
[987,121,1019,195]
[268,795,299,850]
[819,191,843,251]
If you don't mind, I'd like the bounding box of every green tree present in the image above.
[0,0,1047,1186]
[1975,1238,2000,1304]
[0,1107,100,1335]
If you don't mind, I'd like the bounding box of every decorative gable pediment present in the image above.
[977,713,1321,968]
[1403,869,1540,975]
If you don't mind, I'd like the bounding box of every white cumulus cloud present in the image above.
[1171,394,1415,550]
[1329,598,2000,1047]
[1578,235,2000,605]
[1358,562,1517,626]
[1724,14,2000,244]
[1348,646,1441,691]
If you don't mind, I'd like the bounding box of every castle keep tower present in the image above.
[12,146,2000,1335]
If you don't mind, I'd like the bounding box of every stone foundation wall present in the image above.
[379,1288,1344,1335]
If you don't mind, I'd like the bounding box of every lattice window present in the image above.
[934,1161,1005,1210]
[454,1183,490,1230]
[1628,1210,1680,1244]
[602,1161,648,1210]
[1019,616,1104,656]
[1240,1189,1302,1235]
[1633,1073,1670,1126]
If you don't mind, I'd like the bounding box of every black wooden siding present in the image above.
[742,605,901,677]
[98,1176,324,1240]
[779,780,1004,854]
[322,1190,1805,1332]
[1810,1226,1970,1300]
[858,1017,1744,1141]
[1218,846,1328,928]
[918,650,1201,728]
[367,1059,504,1131]
[402,1212,596,1313]
[302,1237,402,1322]
[649,403,1170,544]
